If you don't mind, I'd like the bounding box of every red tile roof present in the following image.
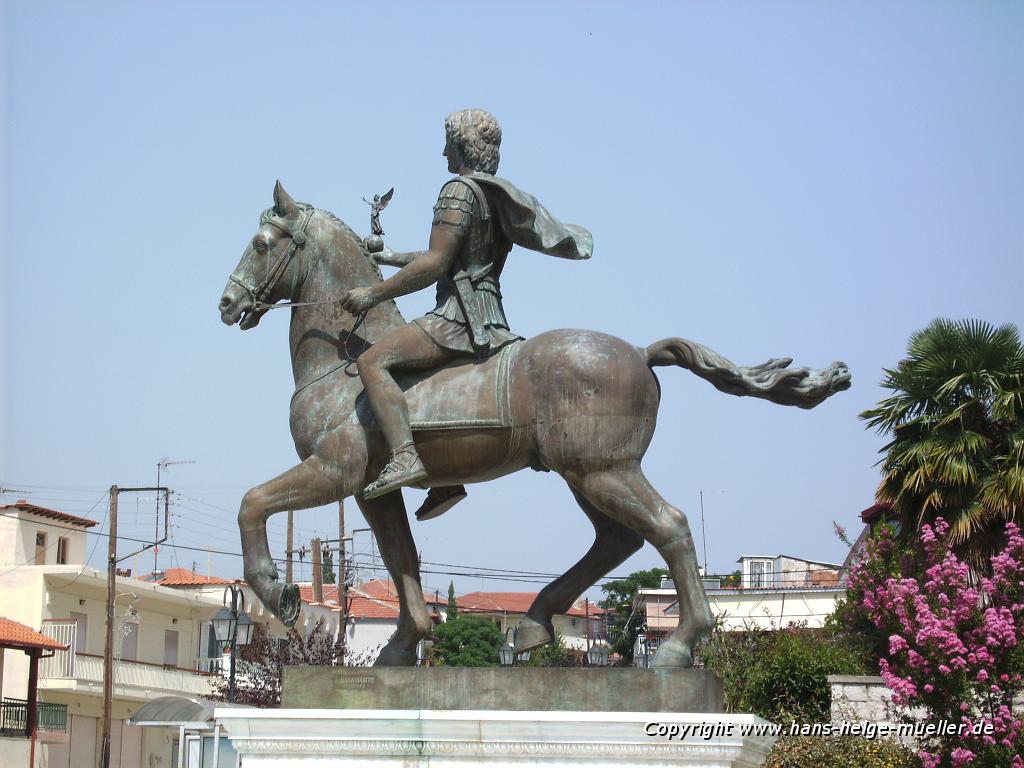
[861,502,893,524]
[297,584,341,605]
[154,568,233,586]
[1,500,98,528]
[457,591,604,618]
[295,580,444,619]
[0,617,68,651]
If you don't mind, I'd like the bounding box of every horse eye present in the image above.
[253,238,268,253]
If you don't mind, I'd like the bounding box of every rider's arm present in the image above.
[371,223,463,303]
[372,247,418,268]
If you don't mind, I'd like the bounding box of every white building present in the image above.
[0,500,336,768]
[295,579,448,664]
[635,555,846,664]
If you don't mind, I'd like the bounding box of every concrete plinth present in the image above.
[216,708,778,768]
[282,666,724,713]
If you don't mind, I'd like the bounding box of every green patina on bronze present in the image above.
[282,667,724,713]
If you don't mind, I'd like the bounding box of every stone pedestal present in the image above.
[216,708,778,768]
[217,667,775,767]
[282,666,724,713]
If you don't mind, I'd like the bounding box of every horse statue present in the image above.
[218,182,851,667]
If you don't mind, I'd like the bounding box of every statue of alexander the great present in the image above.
[341,109,592,516]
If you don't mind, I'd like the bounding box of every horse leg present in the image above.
[515,490,644,653]
[238,455,345,626]
[570,463,713,668]
[355,491,433,666]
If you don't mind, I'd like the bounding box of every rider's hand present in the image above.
[340,286,378,314]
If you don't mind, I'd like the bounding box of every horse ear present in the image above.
[273,180,299,218]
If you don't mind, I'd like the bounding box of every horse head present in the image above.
[219,181,312,330]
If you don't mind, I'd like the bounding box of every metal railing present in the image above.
[0,698,68,737]
[40,621,76,679]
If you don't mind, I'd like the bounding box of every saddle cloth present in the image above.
[399,340,519,431]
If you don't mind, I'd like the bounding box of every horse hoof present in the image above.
[374,644,417,667]
[652,639,694,668]
[278,583,301,627]
[513,617,553,653]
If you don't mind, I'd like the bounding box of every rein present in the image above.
[229,207,314,313]
[232,204,372,364]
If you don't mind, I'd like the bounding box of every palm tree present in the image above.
[860,318,1024,568]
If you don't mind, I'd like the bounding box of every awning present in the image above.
[129,696,240,729]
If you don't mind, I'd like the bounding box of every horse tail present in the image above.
[645,337,851,410]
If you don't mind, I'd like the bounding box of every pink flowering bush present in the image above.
[848,520,1024,767]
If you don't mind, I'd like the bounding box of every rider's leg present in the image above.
[358,322,461,497]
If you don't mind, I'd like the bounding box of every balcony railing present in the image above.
[0,698,68,737]
[39,621,214,698]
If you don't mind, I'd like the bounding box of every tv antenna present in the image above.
[155,457,194,572]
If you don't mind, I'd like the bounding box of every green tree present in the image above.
[321,547,336,584]
[528,628,573,667]
[718,569,742,588]
[430,614,503,667]
[599,567,668,662]
[860,318,1024,568]
[447,580,458,619]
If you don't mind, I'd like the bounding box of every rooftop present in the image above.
[1,500,98,528]
[147,567,235,586]
[457,591,604,618]
[0,616,69,651]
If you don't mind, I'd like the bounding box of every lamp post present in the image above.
[212,584,254,703]
[586,637,610,667]
[499,627,531,667]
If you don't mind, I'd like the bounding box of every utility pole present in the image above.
[699,490,708,575]
[585,597,591,649]
[286,510,294,584]
[100,485,169,768]
[100,486,118,768]
[311,537,323,604]
[338,501,347,663]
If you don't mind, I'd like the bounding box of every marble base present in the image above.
[216,708,777,768]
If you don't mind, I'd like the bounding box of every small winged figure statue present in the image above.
[363,187,394,236]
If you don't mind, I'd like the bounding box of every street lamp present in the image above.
[212,584,253,702]
[586,638,610,667]
[499,627,531,667]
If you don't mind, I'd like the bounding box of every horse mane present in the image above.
[259,204,383,281]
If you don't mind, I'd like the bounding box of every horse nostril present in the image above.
[219,296,232,311]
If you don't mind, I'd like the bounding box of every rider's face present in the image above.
[443,133,461,174]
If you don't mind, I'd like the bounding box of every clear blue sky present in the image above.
[3,1,1022,600]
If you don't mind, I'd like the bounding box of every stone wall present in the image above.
[828,674,900,724]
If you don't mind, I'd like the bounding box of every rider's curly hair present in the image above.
[445,109,501,175]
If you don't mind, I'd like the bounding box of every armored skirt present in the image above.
[412,275,522,355]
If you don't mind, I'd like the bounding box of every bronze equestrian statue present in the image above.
[218,109,851,667]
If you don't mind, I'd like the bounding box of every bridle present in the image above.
[229,207,314,314]
[228,205,370,361]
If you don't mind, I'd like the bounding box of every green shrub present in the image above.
[764,735,920,768]
[430,615,504,667]
[697,623,869,723]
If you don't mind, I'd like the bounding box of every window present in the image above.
[749,559,774,588]
[56,537,70,565]
[35,532,47,564]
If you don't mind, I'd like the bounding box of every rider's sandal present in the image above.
[363,442,428,500]
[414,485,468,521]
